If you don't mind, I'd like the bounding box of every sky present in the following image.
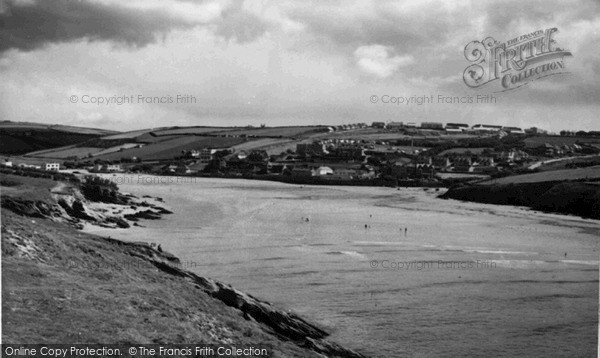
[0,0,598,132]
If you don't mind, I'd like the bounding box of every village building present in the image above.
[421,122,444,130]
[45,162,60,171]
[386,122,404,130]
[313,166,334,176]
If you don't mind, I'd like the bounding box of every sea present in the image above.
[85,175,599,357]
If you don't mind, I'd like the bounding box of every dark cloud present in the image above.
[288,8,431,52]
[0,0,271,53]
[0,0,194,53]
[484,0,600,35]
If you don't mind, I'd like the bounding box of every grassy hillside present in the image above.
[0,122,117,155]
[524,135,600,148]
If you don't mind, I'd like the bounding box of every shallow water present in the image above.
[86,176,599,357]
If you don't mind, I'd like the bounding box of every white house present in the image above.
[45,163,60,171]
[106,164,122,172]
[313,166,333,176]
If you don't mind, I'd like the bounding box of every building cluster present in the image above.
[1,160,61,171]
[371,121,547,136]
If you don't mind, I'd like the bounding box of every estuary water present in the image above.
[85,175,599,357]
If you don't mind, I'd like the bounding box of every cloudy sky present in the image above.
[0,0,598,132]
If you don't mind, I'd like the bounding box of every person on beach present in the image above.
[404,228,407,236]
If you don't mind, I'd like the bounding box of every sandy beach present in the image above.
[84,175,600,356]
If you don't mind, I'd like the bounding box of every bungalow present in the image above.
[445,127,463,135]
[498,149,528,162]
[472,124,502,132]
[451,157,473,172]
[371,122,385,129]
[474,157,495,167]
[174,164,192,174]
[445,123,469,129]
[387,122,404,130]
[502,126,525,135]
[432,157,451,169]
[106,164,122,172]
[93,163,122,172]
[19,163,42,169]
[160,164,179,173]
[421,122,444,130]
[235,151,248,160]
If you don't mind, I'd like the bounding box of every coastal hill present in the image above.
[0,121,118,155]
[1,173,367,357]
[440,166,600,219]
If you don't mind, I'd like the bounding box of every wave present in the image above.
[261,256,287,261]
[559,260,599,266]
[326,251,366,260]
[463,249,533,255]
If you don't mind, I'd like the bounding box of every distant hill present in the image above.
[21,125,327,161]
[0,121,118,155]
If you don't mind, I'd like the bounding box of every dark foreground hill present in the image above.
[1,176,367,357]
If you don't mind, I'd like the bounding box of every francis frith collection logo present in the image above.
[463,28,572,91]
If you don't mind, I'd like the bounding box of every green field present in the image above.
[212,126,325,138]
[0,122,116,136]
[439,147,492,155]
[524,135,600,148]
[92,136,249,161]
[27,146,105,159]
[101,128,165,140]
[151,127,229,136]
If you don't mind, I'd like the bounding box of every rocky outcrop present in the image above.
[3,186,171,229]
[58,199,95,221]
[124,209,162,221]
[1,197,63,218]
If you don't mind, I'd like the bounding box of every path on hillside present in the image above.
[527,154,599,170]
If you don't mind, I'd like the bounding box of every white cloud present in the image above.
[353,44,414,78]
